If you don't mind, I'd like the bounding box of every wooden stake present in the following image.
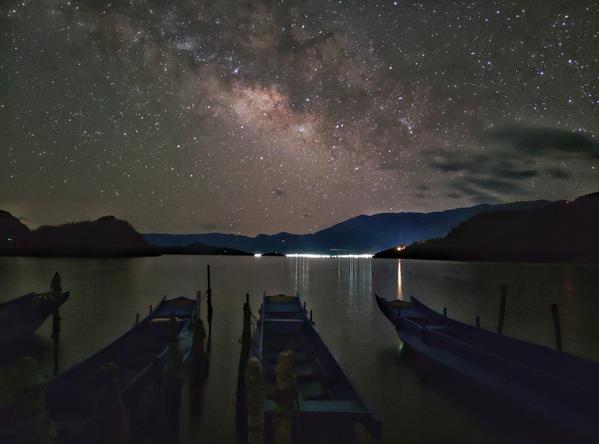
[207,265,213,331]
[246,357,264,444]
[50,272,61,377]
[497,284,508,334]
[443,307,447,317]
[135,313,139,326]
[551,303,562,351]
[196,290,202,318]
[476,316,480,328]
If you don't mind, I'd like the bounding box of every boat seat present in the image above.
[263,362,320,381]
[298,380,331,401]
[264,349,310,364]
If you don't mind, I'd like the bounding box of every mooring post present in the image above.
[135,313,140,326]
[551,303,563,351]
[246,357,264,444]
[196,290,202,319]
[274,350,297,444]
[236,294,252,440]
[303,301,306,313]
[309,309,313,324]
[207,265,213,331]
[149,304,153,314]
[497,284,508,334]
[191,317,209,385]
[476,316,480,328]
[240,294,251,372]
[50,272,61,377]
[443,307,447,317]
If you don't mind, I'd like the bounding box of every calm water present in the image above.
[1,256,599,443]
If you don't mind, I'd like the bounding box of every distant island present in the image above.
[377,192,599,263]
[158,242,252,256]
[145,200,554,255]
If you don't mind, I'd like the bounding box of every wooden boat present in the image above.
[44,296,196,443]
[0,290,70,346]
[251,294,381,443]
[375,294,599,440]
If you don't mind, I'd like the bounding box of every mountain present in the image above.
[0,211,31,255]
[145,200,555,254]
[390,192,599,263]
[0,214,156,257]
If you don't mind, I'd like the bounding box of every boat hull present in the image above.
[375,294,599,441]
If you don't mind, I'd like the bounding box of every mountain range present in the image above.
[144,200,555,254]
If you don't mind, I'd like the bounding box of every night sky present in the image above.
[1,1,598,235]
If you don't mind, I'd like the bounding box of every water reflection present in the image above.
[397,260,403,300]
[293,256,310,295]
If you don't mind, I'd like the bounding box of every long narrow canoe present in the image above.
[375,294,599,440]
[45,296,196,443]
[252,294,381,443]
[0,290,70,346]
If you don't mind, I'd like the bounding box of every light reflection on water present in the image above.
[1,256,598,443]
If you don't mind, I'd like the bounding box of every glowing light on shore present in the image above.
[286,253,373,258]
[254,253,262,257]
[396,245,406,252]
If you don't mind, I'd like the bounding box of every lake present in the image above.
[1,256,598,443]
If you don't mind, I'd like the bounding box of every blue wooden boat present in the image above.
[44,296,196,443]
[0,290,69,346]
[251,294,381,443]
[375,294,599,440]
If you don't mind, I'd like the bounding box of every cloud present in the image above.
[484,127,599,160]
[545,168,573,179]
[423,126,597,202]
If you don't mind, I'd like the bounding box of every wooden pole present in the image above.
[207,265,213,332]
[196,290,202,318]
[50,272,61,377]
[443,307,447,317]
[149,304,153,314]
[551,304,563,351]
[246,357,264,444]
[135,313,139,326]
[236,295,252,442]
[191,318,209,386]
[476,316,480,328]
[497,284,508,334]
[309,309,313,324]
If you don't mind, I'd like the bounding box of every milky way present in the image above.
[1,0,598,234]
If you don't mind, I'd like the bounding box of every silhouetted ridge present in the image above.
[0,213,156,257]
[392,192,599,263]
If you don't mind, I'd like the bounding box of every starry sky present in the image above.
[1,0,598,235]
